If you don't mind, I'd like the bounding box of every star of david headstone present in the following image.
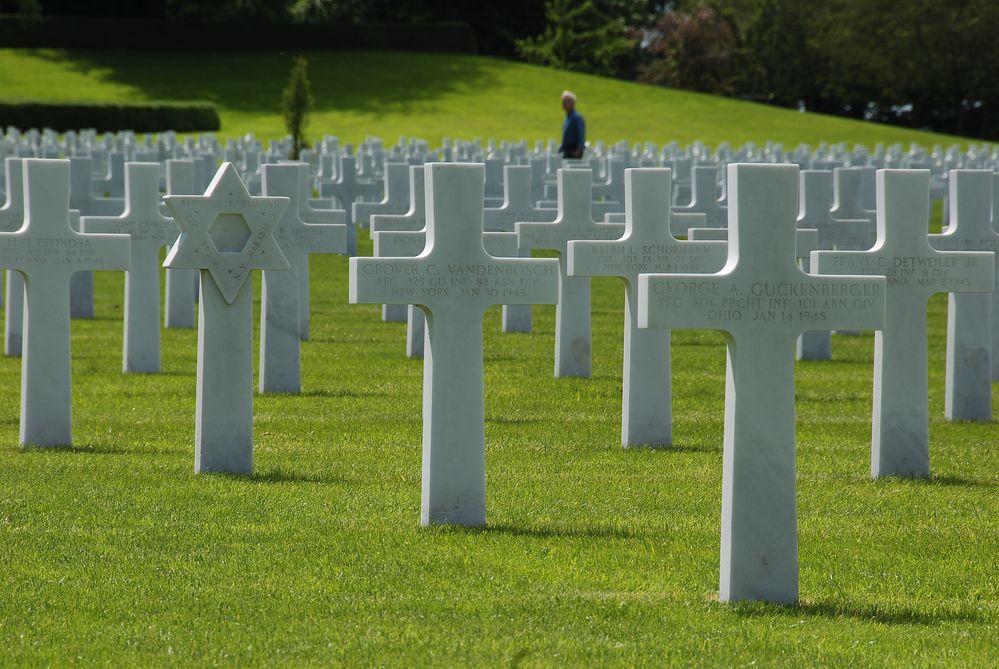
[162,162,290,474]
[163,162,289,304]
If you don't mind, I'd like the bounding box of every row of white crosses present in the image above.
[0,154,994,604]
[0,159,345,473]
[350,161,994,606]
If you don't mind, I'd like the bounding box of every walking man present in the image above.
[559,90,586,159]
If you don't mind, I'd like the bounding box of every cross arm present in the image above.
[811,249,878,277]
[373,231,425,258]
[288,222,347,257]
[349,256,426,305]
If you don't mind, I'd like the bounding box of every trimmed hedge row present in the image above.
[0,100,221,133]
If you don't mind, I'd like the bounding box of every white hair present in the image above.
[561,90,577,102]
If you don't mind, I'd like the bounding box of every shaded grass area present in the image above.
[0,49,972,148]
[0,222,995,667]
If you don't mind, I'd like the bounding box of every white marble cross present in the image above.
[163,162,289,473]
[296,162,346,341]
[591,158,626,204]
[928,170,999,421]
[517,169,624,378]
[991,172,999,380]
[259,163,345,394]
[638,163,886,603]
[350,163,559,526]
[795,170,876,358]
[569,168,726,446]
[831,167,876,223]
[81,162,177,373]
[352,162,410,227]
[0,159,130,446]
[672,165,727,233]
[485,165,558,333]
[371,165,425,323]
[814,169,993,478]
[68,156,125,319]
[163,159,199,329]
[321,155,381,255]
[1,158,25,357]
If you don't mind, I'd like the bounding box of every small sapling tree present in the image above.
[283,56,314,160]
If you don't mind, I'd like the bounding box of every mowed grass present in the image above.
[0,48,972,148]
[0,220,995,667]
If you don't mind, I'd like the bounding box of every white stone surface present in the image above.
[322,155,381,255]
[568,168,726,446]
[352,162,410,227]
[485,165,558,333]
[672,165,727,233]
[928,170,998,421]
[992,173,999,381]
[163,159,198,329]
[814,169,993,478]
[68,156,125,319]
[0,158,25,357]
[638,163,886,604]
[373,227,522,359]
[163,162,289,473]
[517,169,624,378]
[81,162,177,373]
[795,170,876,358]
[372,166,426,323]
[350,163,559,526]
[296,164,346,341]
[831,167,876,223]
[259,163,345,394]
[0,159,130,446]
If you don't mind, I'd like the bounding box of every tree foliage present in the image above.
[515,0,638,77]
[282,56,313,160]
[638,4,737,94]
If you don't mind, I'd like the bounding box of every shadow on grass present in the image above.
[19,442,170,456]
[730,598,984,625]
[870,474,985,488]
[624,441,719,455]
[203,468,347,485]
[298,388,392,399]
[24,49,496,116]
[430,522,641,540]
[486,416,544,426]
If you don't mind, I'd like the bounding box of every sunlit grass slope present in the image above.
[0,48,970,147]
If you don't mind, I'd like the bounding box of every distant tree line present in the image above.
[18,0,999,139]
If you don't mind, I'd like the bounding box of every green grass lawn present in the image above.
[0,49,972,148]
[0,224,995,667]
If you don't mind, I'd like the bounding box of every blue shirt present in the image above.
[560,110,585,157]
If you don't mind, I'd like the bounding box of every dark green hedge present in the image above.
[0,100,221,133]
